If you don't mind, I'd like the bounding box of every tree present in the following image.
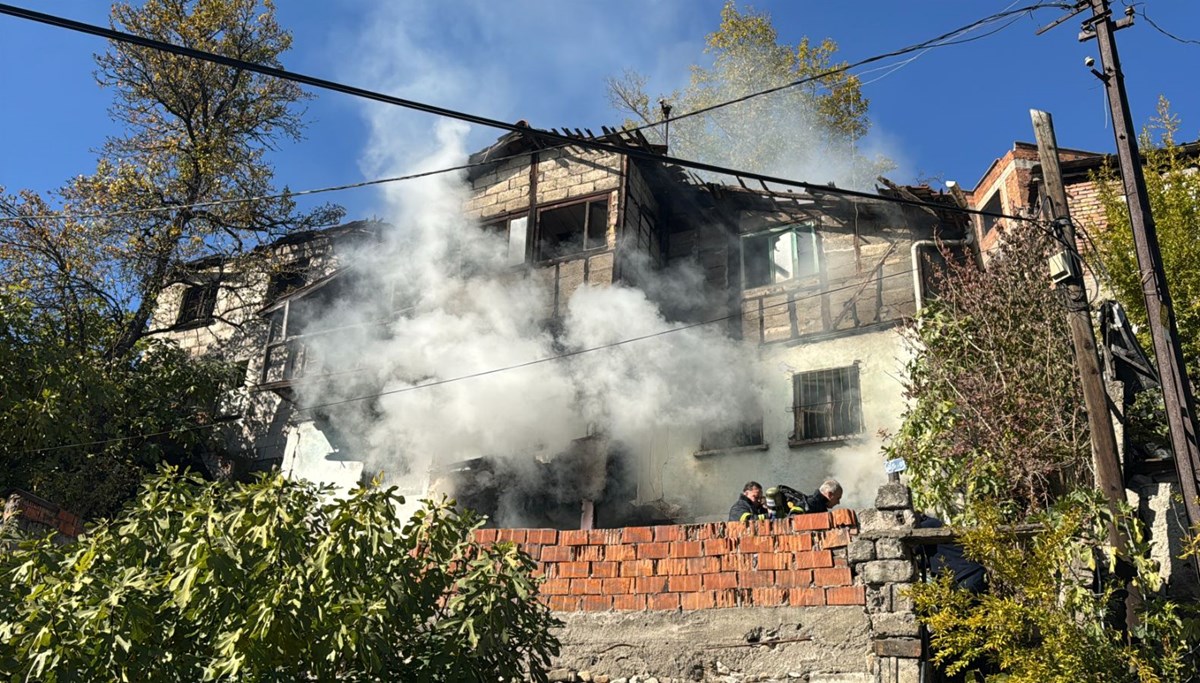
[1093,98,1200,388]
[0,469,561,682]
[885,229,1092,521]
[606,1,875,184]
[0,0,342,515]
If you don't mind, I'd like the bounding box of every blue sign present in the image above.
[884,458,907,474]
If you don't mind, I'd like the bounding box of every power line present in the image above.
[0,3,1046,228]
[626,2,1067,135]
[12,263,931,454]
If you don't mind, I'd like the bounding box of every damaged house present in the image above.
[152,126,974,528]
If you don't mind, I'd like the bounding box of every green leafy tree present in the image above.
[910,492,1193,683]
[886,229,1091,521]
[0,0,342,515]
[0,469,561,681]
[606,1,877,184]
[1093,98,1200,387]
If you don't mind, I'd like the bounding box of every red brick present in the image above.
[572,578,604,595]
[681,591,716,610]
[591,561,619,578]
[721,554,754,572]
[715,589,740,608]
[775,569,814,587]
[749,587,788,606]
[791,513,832,531]
[703,538,734,555]
[521,544,543,561]
[527,528,558,544]
[813,567,852,587]
[692,522,723,540]
[560,529,590,545]
[547,595,579,611]
[748,519,775,536]
[737,570,776,587]
[623,526,654,543]
[653,525,683,542]
[606,544,636,561]
[789,587,825,606]
[473,528,498,544]
[581,595,612,612]
[820,528,851,549]
[540,579,571,595]
[540,545,573,563]
[621,560,655,577]
[603,577,634,594]
[576,545,605,562]
[777,533,814,552]
[668,575,702,592]
[794,549,834,569]
[826,585,867,605]
[723,521,747,537]
[496,529,528,544]
[635,576,669,593]
[648,592,681,610]
[558,562,590,578]
[740,535,776,553]
[588,528,622,545]
[671,540,703,557]
[703,572,738,590]
[613,594,647,611]
[834,556,848,568]
[658,558,690,575]
[637,542,671,559]
[756,553,792,570]
[832,508,858,527]
[686,556,722,574]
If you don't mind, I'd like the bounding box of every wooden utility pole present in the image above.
[1082,0,1200,558]
[1030,110,1125,530]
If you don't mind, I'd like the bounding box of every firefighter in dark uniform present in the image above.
[804,479,843,513]
[728,481,769,522]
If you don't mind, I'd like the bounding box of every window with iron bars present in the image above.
[176,282,219,327]
[790,365,862,445]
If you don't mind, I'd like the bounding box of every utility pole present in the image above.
[1080,0,1200,567]
[1030,110,1124,531]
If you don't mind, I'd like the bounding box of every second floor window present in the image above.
[176,282,218,326]
[537,197,608,261]
[483,215,528,266]
[742,224,819,288]
[790,365,862,444]
[698,417,765,454]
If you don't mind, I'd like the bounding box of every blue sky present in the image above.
[2,1,1198,222]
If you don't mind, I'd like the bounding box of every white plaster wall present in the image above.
[280,421,363,497]
[643,329,911,521]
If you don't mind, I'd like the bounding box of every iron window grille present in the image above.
[790,365,862,445]
[176,282,219,327]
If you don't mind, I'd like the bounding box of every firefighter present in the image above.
[728,481,769,522]
[804,479,843,513]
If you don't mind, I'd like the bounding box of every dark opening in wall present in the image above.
[742,224,819,288]
[176,282,219,327]
[537,197,608,261]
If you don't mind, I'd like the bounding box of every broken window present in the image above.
[742,224,819,288]
[978,190,1003,236]
[698,418,765,454]
[483,215,529,266]
[790,365,862,444]
[536,197,608,261]
[176,282,219,326]
[266,260,308,302]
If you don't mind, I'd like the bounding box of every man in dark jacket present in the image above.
[916,515,986,594]
[728,481,769,522]
[804,479,843,513]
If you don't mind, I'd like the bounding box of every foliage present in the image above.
[0,469,561,682]
[910,491,1196,683]
[1093,98,1200,388]
[886,229,1091,521]
[0,286,237,519]
[606,1,880,184]
[0,0,341,361]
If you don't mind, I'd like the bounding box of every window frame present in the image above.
[483,213,530,267]
[175,281,219,328]
[534,194,610,263]
[741,222,820,289]
[789,364,863,446]
[695,416,767,457]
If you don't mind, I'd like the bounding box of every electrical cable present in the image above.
[625,2,1068,135]
[0,3,1050,228]
[1136,6,1200,46]
[11,262,927,454]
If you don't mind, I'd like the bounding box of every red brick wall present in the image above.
[474,509,864,612]
[3,490,84,539]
